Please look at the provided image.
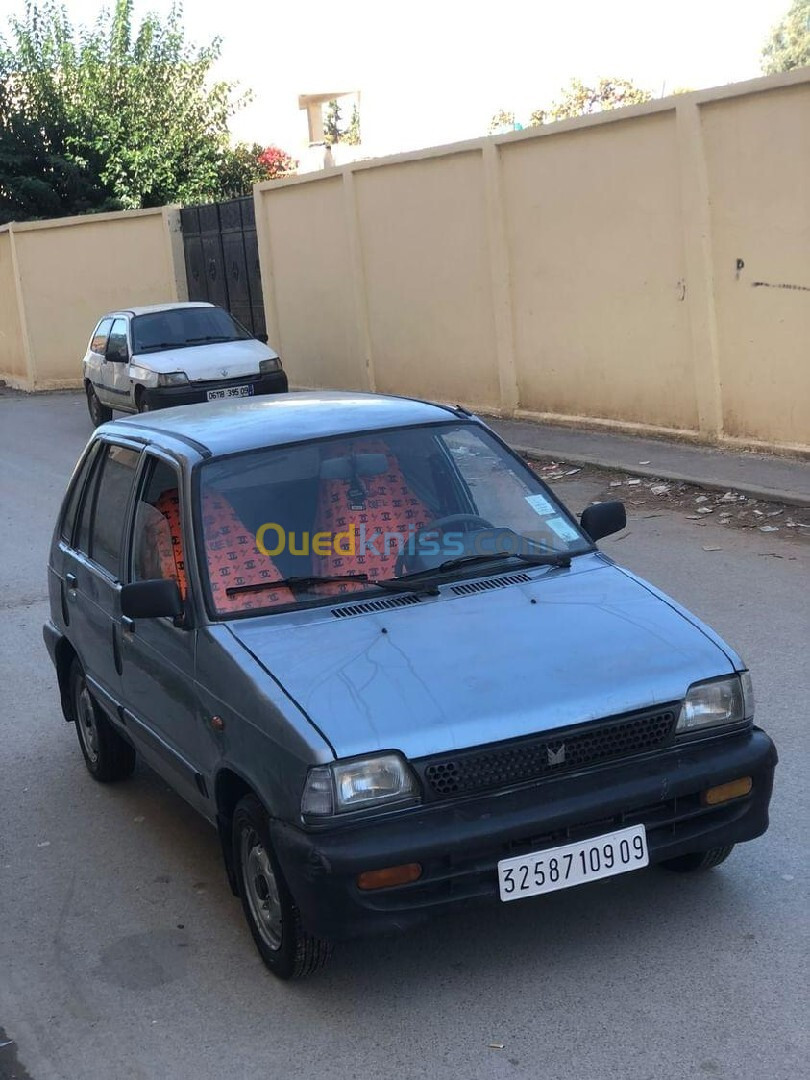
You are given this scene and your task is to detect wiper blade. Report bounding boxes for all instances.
[136,342,186,352]
[225,573,439,598]
[186,335,236,344]
[400,550,571,580]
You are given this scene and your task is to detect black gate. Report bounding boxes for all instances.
[179,197,266,338]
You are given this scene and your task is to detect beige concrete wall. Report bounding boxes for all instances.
[501,110,697,431]
[356,152,501,407]
[0,230,30,383]
[257,177,364,390]
[0,207,184,390]
[255,68,810,454]
[701,82,810,450]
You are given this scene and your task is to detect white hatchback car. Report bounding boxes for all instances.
[82,302,287,426]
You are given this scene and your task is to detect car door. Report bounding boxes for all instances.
[84,317,113,399]
[62,440,142,721]
[100,317,133,408]
[119,452,214,816]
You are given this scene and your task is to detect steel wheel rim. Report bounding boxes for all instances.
[77,685,99,764]
[240,827,283,951]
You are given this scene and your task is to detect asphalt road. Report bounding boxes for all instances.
[1,392,807,1080]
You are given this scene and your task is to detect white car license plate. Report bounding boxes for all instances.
[498,824,648,902]
[207,384,253,402]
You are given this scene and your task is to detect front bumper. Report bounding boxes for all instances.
[271,727,776,941]
[141,370,288,409]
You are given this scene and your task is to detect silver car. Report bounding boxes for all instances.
[44,392,777,979]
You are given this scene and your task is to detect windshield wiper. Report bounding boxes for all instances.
[400,550,571,580]
[186,335,237,344]
[136,342,187,352]
[225,573,439,598]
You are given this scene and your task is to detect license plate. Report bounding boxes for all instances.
[498,824,648,902]
[207,383,253,401]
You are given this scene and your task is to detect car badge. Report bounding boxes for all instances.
[220,368,229,377]
[547,744,566,766]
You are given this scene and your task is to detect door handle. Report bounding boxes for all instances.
[65,572,77,589]
[121,616,135,634]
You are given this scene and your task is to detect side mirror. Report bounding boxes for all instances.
[579,501,626,542]
[106,344,128,363]
[121,578,183,620]
[256,332,269,344]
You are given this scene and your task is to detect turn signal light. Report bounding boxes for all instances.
[356,863,422,891]
[701,776,753,806]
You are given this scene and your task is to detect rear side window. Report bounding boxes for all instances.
[60,444,99,543]
[75,443,141,576]
[90,318,114,354]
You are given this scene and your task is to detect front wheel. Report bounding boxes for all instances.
[70,661,136,781]
[232,794,332,979]
[659,845,735,872]
[86,383,112,427]
[135,387,151,413]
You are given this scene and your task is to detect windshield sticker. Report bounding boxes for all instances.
[546,516,580,542]
[525,493,555,517]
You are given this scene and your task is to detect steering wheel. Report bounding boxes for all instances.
[414,513,495,541]
[396,514,496,575]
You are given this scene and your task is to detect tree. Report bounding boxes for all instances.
[761,0,810,74]
[529,77,652,125]
[0,53,120,222]
[217,143,296,198]
[488,109,515,134]
[344,103,361,145]
[1,0,246,215]
[323,99,343,145]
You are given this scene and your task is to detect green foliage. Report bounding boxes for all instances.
[761,0,810,74]
[488,109,516,133]
[218,143,297,197]
[323,99,343,145]
[344,102,361,146]
[0,50,119,222]
[0,0,247,219]
[528,77,652,126]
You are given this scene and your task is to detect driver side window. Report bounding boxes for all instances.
[130,458,187,600]
[106,318,129,362]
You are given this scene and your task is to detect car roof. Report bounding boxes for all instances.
[108,391,465,459]
[104,302,215,318]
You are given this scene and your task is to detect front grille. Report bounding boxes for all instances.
[419,706,678,799]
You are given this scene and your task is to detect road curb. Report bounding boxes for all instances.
[512,445,810,508]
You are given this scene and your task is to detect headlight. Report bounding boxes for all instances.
[259,356,281,374]
[157,371,189,387]
[301,753,418,816]
[676,673,752,734]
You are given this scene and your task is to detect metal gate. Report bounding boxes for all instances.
[179,197,267,338]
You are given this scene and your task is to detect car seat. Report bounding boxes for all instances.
[311,440,432,593]
[151,489,294,613]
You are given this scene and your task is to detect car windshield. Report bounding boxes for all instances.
[196,422,592,617]
[132,307,251,353]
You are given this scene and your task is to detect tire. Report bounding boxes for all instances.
[232,794,332,979]
[70,661,136,782]
[86,383,112,427]
[135,387,151,413]
[660,845,735,872]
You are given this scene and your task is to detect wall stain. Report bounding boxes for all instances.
[751,280,810,293]
[0,1027,34,1080]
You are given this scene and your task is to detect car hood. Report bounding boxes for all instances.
[229,557,738,760]
[130,338,278,380]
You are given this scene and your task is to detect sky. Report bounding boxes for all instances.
[0,0,791,156]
